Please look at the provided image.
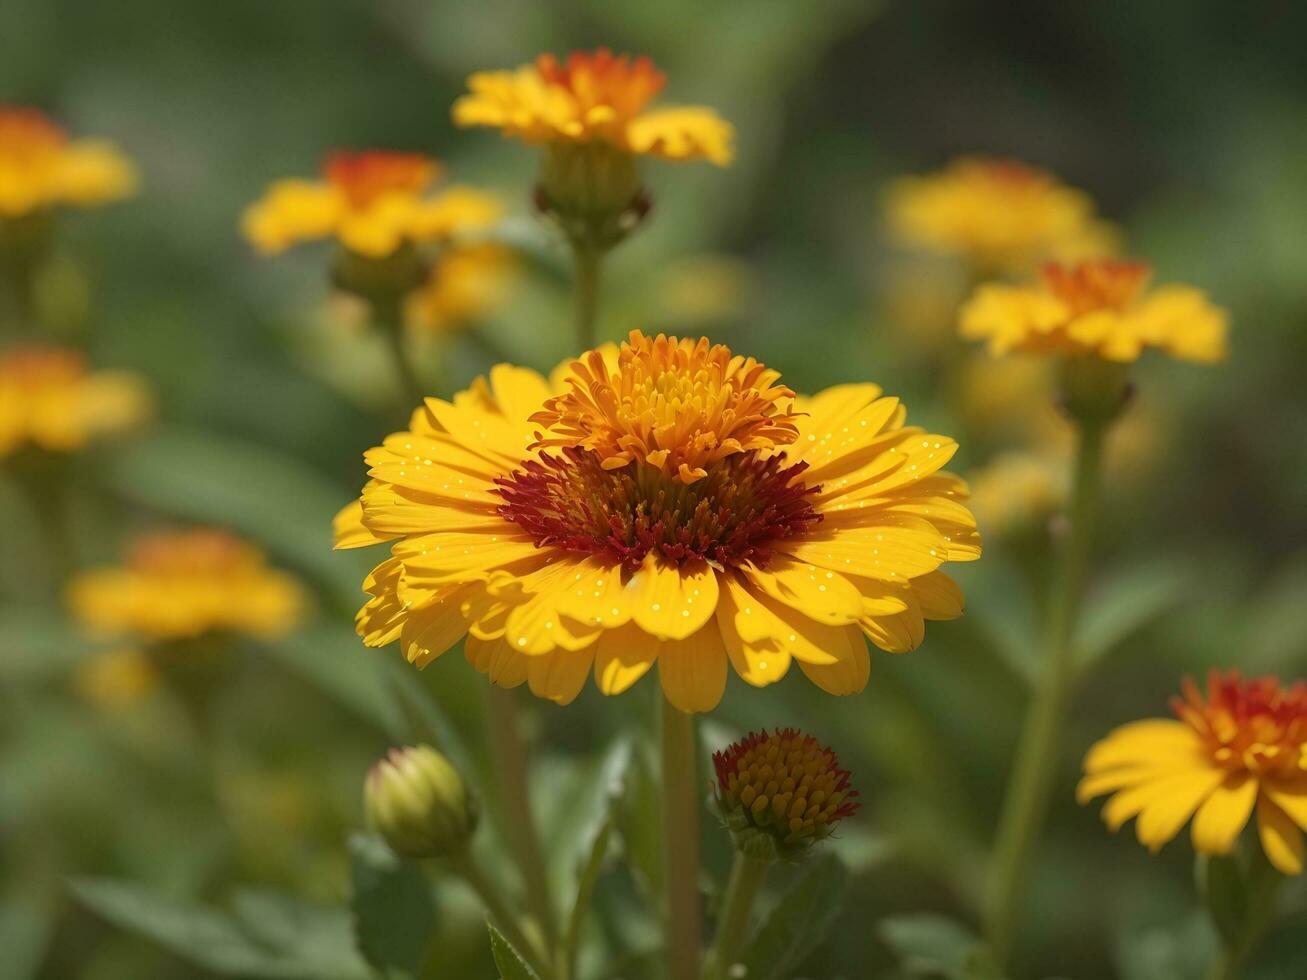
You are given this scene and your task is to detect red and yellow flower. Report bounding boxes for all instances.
[0,105,137,218]
[1080,671,1307,875]
[336,330,979,713]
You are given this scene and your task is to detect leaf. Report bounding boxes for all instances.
[878,914,1005,980]
[1075,560,1189,669]
[348,833,437,979]
[487,920,543,980]
[737,853,849,980]
[69,877,369,979]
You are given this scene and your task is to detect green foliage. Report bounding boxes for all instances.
[878,914,1006,980]
[347,833,437,978]
[736,854,850,980]
[486,919,543,980]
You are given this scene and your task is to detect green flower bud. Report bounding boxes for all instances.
[364,744,478,859]
[535,142,649,251]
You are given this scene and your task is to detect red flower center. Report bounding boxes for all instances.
[1173,670,1307,776]
[323,151,437,207]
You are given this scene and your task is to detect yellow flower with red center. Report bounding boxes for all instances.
[961,259,1229,363]
[887,156,1117,273]
[1079,671,1307,875]
[0,105,137,218]
[335,329,980,713]
[453,49,733,166]
[405,243,515,336]
[241,150,502,259]
[69,529,304,641]
[0,346,149,458]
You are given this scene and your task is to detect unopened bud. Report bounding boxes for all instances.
[364,744,477,859]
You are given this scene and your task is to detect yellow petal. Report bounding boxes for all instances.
[465,635,528,689]
[795,627,870,696]
[744,556,863,626]
[911,570,965,620]
[778,517,946,585]
[593,622,658,696]
[399,586,474,668]
[333,497,399,550]
[1083,720,1204,773]
[715,577,791,686]
[627,107,734,165]
[658,624,728,714]
[1261,776,1307,832]
[1257,795,1304,875]
[1134,768,1226,851]
[526,647,595,706]
[629,559,719,641]
[1076,766,1161,804]
[1190,772,1258,855]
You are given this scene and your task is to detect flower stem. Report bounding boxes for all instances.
[452,849,554,979]
[372,298,423,408]
[484,684,558,955]
[571,242,601,352]
[984,418,1107,966]
[704,853,770,980]
[661,696,702,980]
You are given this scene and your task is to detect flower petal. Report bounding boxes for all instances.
[1190,772,1258,855]
[526,647,595,706]
[795,627,870,696]
[593,622,658,696]
[1257,794,1304,875]
[1134,768,1226,850]
[1083,720,1205,773]
[658,624,728,713]
[744,556,863,626]
[629,559,719,641]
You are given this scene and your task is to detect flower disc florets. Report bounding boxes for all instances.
[712,728,859,859]
[1174,671,1307,779]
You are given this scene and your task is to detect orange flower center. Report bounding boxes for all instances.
[530,331,800,484]
[0,106,67,164]
[963,157,1046,191]
[0,346,85,388]
[535,48,666,120]
[323,151,437,208]
[1042,259,1150,315]
[1173,670,1307,777]
[127,530,256,578]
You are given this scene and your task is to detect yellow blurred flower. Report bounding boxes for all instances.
[1080,671,1307,875]
[887,157,1117,274]
[405,243,515,335]
[69,528,304,641]
[0,346,150,458]
[961,259,1229,363]
[0,105,137,218]
[335,330,979,713]
[73,648,161,708]
[956,354,1054,437]
[967,452,1066,536]
[241,150,501,259]
[454,49,733,166]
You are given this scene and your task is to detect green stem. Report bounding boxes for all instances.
[704,853,770,980]
[373,299,423,408]
[984,419,1107,967]
[484,684,559,955]
[453,850,553,979]
[1205,860,1282,980]
[571,242,601,352]
[661,696,702,980]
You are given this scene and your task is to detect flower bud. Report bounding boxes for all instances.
[364,744,477,859]
[535,142,649,251]
[712,728,859,861]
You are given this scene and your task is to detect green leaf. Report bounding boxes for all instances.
[1075,560,1189,669]
[737,853,849,980]
[878,913,1005,980]
[348,832,437,979]
[69,877,369,979]
[486,919,543,980]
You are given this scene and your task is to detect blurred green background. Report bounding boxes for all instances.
[3,1,1307,977]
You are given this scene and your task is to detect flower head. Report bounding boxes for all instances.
[0,105,137,218]
[886,156,1117,273]
[1079,670,1307,875]
[365,744,478,859]
[335,329,979,713]
[69,528,304,642]
[961,258,1229,364]
[712,728,859,859]
[453,49,733,166]
[405,243,515,336]
[241,150,501,259]
[0,346,149,457]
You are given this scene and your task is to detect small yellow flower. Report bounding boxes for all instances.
[887,157,1117,273]
[1079,671,1307,875]
[69,528,304,641]
[73,648,161,708]
[967,452,1066,536]
[961,259,1229,364]
[335,329,980,713]
[0,105,137,218]
[453,49,733,166]
[404,243,515,336]
[241,150,501,259]
[0,346,149,458]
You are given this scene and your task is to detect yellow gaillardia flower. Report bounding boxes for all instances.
[404,243,515,336]
[69,529,304,641]
[335,329,980,713]
[0,346,149,458]
[961,259,1229,364]
[241,150,502,260]
[887,156,1117,274]
[1079,671,1307,875]
[0,105,137,218]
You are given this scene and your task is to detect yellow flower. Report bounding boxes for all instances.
[960,259,1229,363]
[886,157,1117,273]
[69,528,304,641]
[0,346,149,458]
[405,243,515,335]
[335,329,980,713]
[73,648,160,708]
[453,49,733,166]
[1079,671,1307,875]
[0,105,137,218]
[967,452,1066,536]
[241,150,502,259]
